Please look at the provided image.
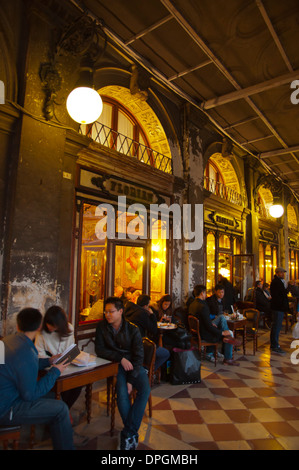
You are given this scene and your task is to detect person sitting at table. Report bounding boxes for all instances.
[254,280,271,325]
[153,294,173,321]
[95,296,150,451]
[0,307,74,450]
[263,282,271,300]
[35,305,82,412]
[189,285,241,366]
[218,274,236,312]
[125,294,170,371]
[207,284,230,329]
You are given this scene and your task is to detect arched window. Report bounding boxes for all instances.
[204,160,224,194]
[82,97,155,166]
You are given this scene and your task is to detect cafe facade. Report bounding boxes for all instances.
[0,0,298,345]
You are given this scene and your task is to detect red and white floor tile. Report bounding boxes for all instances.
[21,326,299,451]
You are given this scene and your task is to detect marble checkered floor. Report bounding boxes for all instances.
[17,326,299,451]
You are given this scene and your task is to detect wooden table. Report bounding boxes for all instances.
[226,318,247,357]
[53,357,118,435]
[157,323,177,347]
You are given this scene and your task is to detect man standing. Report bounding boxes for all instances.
[189,285,241,366]
[95,296,150,450]
[0,308,74,450]
[270,267,289,354]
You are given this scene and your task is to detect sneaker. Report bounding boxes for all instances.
[120,433,138,450]
[205,353,216,363]
[217,351,224,359]
[271,347,286,355]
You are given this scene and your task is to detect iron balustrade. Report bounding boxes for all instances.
[80,121,172,174]
[204,176,244,206]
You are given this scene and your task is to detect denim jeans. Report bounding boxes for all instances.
[0,397,74,450]
[116,365,150,438]
[155,346,170,371]
[212,314,229,332]
[270,310,284,349]
[207,315,233,360]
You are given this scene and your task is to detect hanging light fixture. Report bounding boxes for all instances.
[66,65,103,124]
[269,203,284,218]
[269,195,284,218]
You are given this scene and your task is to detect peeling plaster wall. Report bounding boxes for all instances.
[181,120,205,303]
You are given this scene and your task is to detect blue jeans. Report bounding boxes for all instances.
[270,310,284,349]
[212,314,229,332]
[207,316,233,360]
[116,365,150,438]
[155,346,170,371]
[0,397,74,450]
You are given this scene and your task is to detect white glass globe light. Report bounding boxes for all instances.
[269,204,284,218]
[66,87,103,124]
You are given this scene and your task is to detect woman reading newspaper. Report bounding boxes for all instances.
[35,306,82,416]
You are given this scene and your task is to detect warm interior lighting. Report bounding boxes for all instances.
[269,204,284,218]
[66,87,103,124]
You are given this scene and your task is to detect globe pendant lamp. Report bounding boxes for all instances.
[66,66,103,124]
[269,203,284,218]
[269,196,284,218]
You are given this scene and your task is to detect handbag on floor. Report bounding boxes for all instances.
[170,347,201,385]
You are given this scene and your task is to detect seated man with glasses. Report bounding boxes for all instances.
[95,296,150,450]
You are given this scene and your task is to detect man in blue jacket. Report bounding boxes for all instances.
[0,308,74,449]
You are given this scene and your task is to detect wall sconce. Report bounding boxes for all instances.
[66,63,103,124]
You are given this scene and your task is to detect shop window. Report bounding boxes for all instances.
[290,250,296,280]
[76,199,169,327]
[114,245,145,297]
[79,203,107,324]
[206,233,216,295]
[259,243,265,281]
[259,242,277,284]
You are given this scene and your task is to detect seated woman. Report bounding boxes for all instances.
[35,305,82,411]
[154,294,173,322]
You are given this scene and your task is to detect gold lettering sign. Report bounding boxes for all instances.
[103,178,158,204]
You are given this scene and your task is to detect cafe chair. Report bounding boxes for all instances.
[241,309,260,355]
[107,337,156,418]
[0,425,21,450]
[285,298,297,333]
[188,315,217,366]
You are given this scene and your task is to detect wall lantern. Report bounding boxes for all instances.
[66,66,103,124]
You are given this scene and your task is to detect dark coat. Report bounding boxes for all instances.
[254,287,271,314]
[124,301,158,339]
[219,278,236,311]
[95,316,143,384]
[206,294,225,318]
[188,298,222,343]
[270,276,289,312]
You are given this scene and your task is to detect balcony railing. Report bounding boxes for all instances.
[204,177,244,206]
[80,122,172,174]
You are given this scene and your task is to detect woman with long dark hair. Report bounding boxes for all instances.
[35,306,81,412]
